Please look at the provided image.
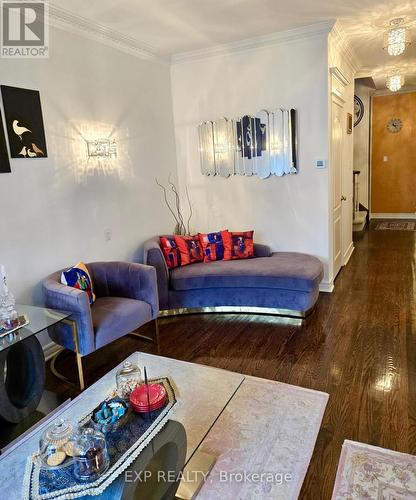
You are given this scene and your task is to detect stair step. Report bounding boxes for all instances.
[353,210,367,232]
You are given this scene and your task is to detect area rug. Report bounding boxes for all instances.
[332,440,416,499]
[375,221,416,231]
[197,377,329,499]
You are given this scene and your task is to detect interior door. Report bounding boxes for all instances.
[371,93,416,215]
[331,99,343,279]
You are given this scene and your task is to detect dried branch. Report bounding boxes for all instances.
[168,175,186,235]
[155,177,181,229]
[156,175,193,236]
[185,186,193,235]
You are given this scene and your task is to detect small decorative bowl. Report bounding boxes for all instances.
[91,397,129,434]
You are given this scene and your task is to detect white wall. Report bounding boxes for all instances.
[353,82,371,208]
[171,34,331,281]
[0,27,178,312]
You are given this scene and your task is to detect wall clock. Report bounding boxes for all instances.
[387,118,402,133]
[354,95,364,127]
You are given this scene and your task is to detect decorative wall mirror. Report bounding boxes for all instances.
[198,108,298,179]
[213,117,235,178]
[255,110,271,179]
[198,121,216,176]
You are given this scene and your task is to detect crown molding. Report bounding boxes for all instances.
[329,21,361,74]
[330,66,350,85]
[172,20,335,64]
[47,3,167,63]
[355,67,375,79]
[373,86,416,96]
[40,5,361,74]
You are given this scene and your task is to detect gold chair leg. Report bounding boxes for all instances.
[76,353,85,391]
[69,318,85,391]
[50,318,85,391]
[129,319,161,354]
[50,349,85,391]
[154,318,160,354]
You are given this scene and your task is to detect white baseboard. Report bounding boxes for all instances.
[371,213,416,220]
[43,341,63,361]
[319,281,334,293]
[343,242,354,266]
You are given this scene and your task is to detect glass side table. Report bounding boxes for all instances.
[0,305,70,424]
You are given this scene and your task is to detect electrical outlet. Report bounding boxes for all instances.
[315,159,326,169]
[383,156,389,162]
[105,229,112,241]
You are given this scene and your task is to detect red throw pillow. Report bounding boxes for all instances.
[228,231,254,260]
[160,237,181,269]
[199,230,231,263]
[174,235,204,266]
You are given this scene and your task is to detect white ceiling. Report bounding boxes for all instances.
[52,0,416,90]
[340,5,416,90]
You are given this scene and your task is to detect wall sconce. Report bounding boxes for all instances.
[87,139,117,158]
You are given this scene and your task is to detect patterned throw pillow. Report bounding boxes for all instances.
[160,237,181,269]
[174,235,204,266]
[227,231,255,260]
[61,261,96,304]
[198,231,231,262]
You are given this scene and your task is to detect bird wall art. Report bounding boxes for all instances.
[1,85,47,159]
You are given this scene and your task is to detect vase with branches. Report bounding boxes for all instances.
[155,175,193,235]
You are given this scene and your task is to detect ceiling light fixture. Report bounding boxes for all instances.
[383,18,411,56]
[386,73,404,92]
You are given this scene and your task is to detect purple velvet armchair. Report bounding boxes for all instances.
[42,261,159,390]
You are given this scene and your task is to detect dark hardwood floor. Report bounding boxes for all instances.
[46,221,416,499]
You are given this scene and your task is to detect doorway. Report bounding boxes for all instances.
[371,92,416,218]
[330,67,351,283]
[331,96,344,278]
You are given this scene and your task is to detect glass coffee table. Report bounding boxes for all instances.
[0,305,71,424]
[0,352,244,499]
[0,352,328,499]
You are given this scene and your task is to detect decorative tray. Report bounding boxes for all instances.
[0,314,29,337]
[23,377,176,500]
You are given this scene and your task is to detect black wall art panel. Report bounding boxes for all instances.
[0,110,11,173]
[1,85,47,158]
[236,116,266,159]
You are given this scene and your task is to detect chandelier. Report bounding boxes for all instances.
[383,18,411,56]
[386,73,404,92]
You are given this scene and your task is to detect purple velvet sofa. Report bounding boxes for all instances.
[144,237,324,317]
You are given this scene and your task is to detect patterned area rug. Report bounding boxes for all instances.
[332,440,416,499]
[375,221,416,231]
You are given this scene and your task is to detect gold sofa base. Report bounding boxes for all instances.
[159,306,311,326]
